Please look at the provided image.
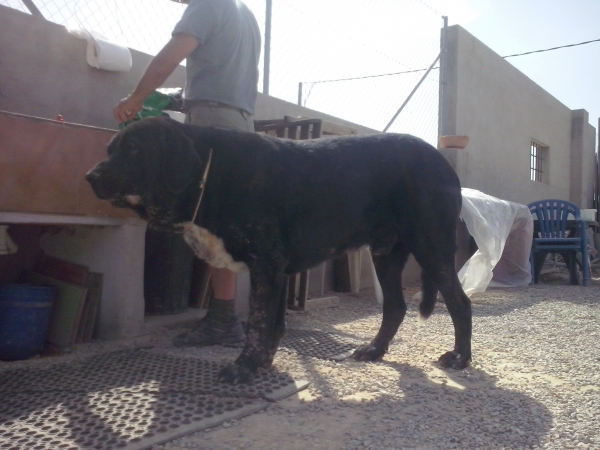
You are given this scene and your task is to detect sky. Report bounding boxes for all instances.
[434,0,600,129]
[253,0,600,141]
[2,0,599,143]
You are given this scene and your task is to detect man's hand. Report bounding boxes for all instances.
[112,33,199,124]
[113,95,145,123]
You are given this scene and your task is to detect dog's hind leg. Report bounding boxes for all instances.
[353,243,410,361]
[415,250,472,370]
[434,270,472,369]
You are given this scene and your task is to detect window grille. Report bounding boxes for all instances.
[530,141,548,182]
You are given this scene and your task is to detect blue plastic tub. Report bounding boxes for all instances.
[0,285,56,361]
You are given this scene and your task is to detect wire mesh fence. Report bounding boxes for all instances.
[1,0,442,143]
[263,0,442,142]
[1,0,184,56]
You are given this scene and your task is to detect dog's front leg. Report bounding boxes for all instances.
[218,264,287,384]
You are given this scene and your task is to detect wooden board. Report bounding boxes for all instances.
[76,273,103,343]
[28,272,87,348]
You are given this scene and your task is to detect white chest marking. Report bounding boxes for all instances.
[179,222,248,273]
[125,195,142,205]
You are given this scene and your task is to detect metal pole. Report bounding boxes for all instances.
[297,82,303,106]
[382,53,440,133]
[263,0,272,95]
[22,0,45,18]
[439,16,449,137]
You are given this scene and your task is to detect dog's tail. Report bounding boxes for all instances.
[418,272,437,323]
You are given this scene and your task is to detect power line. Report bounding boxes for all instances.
[301,37,600,85]
[302,66,437,85]
[503,37,600,58]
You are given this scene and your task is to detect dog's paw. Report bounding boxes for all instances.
[438,351,471,370]
[217,363,256,384]
[352,344,386,362]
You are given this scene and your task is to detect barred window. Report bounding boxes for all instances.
[530,141,548,183]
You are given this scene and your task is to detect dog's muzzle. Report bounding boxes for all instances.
[85,166,120,201]
[85,169,105,197]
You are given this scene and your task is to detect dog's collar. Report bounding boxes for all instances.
[190,148,213,223]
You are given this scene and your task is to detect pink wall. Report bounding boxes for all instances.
[0,111,134,218]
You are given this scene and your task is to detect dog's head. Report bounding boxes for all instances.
[86,117,202,228]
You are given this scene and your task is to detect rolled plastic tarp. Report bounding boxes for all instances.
[68,28,132,72]
[458,188,533,296]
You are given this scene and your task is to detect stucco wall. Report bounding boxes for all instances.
[571,110,597,208]
[0,5,376,135]
[0,6,185,130]
[442,25,596,208]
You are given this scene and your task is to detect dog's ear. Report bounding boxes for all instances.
[159,121,202,194]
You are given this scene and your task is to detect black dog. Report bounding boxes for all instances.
[86,117,472,383]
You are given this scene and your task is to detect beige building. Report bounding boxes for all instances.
[440,25,597,208]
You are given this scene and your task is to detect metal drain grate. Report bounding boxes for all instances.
[0,350,308,450]
[280,328,360,361]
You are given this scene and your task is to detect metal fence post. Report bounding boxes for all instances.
[382,53,440,133]
[22,0,45,18]
[263,0,272,95]
[439,15,449,138]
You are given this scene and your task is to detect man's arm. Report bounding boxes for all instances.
[113,33,199,123]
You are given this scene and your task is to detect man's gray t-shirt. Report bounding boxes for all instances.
[173,0,261,115]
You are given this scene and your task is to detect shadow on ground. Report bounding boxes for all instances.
[368,361,553,448]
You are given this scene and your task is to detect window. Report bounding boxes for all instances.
[530,141,548,183]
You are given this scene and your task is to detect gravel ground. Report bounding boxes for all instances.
[150,272,600,450]
[2,269,599,450]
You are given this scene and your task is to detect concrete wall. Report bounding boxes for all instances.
[39,219,147,340]
[441,25,597,208]
[0,5,376,136]
[0,6,185,130]
[254,94,376,136]
[571,110,597,208]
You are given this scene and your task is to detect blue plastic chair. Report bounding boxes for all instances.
[528,199,590,286]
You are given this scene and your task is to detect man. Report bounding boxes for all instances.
[114,0,261,346]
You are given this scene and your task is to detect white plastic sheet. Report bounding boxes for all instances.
[458,188,533,296]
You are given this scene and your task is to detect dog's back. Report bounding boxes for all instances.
[258,133,462,273]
